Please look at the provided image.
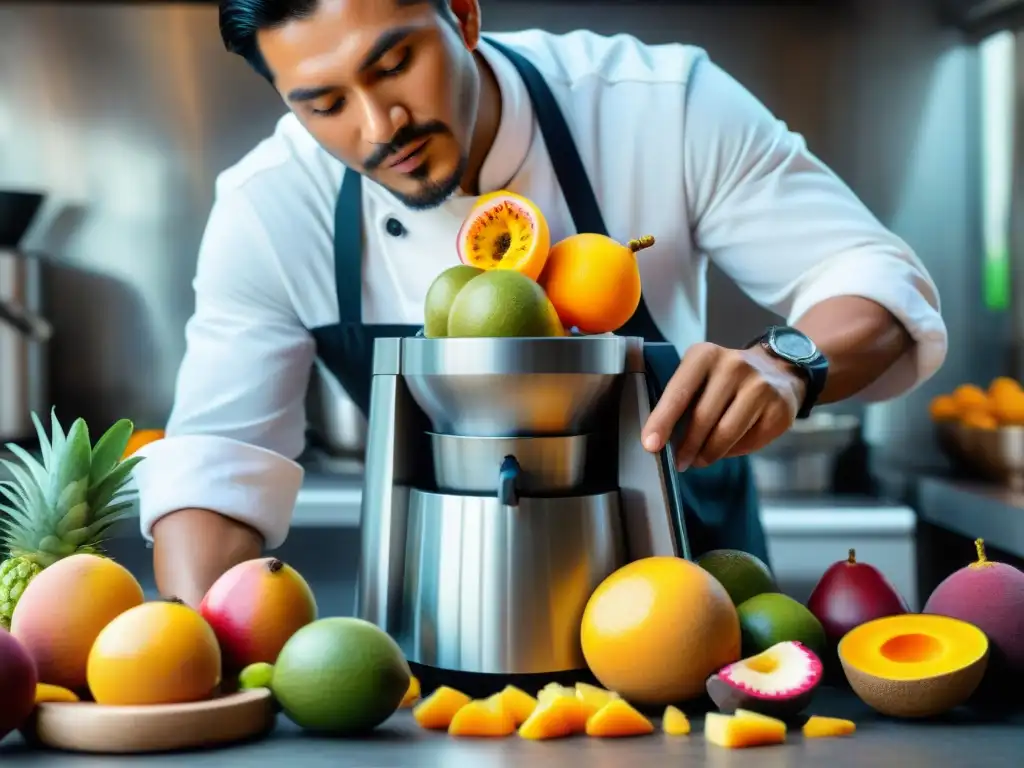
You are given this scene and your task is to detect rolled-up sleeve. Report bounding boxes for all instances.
[682,57,947,401]
[134,189,315,549]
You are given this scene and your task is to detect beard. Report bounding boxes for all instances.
[388,151,468,210]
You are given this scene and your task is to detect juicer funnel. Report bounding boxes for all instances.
[401,336,626,436]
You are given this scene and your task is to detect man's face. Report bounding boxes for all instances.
[259,0,481,209]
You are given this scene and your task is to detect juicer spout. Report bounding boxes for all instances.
[498,455,521,507]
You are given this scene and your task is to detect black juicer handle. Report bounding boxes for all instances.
[642,342,694,560]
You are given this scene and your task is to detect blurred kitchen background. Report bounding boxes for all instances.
[2,0,1023,612]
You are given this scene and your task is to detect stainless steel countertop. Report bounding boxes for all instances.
[915,475,1024,559]
[2,686,1021,766]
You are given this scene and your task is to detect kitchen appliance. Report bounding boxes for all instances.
[750,413,862,494]
[305,363,368,459]
[356,335,689,687]
[0,191,51,443]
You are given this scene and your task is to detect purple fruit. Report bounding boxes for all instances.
[807,548,909,645]
[924,539,1024,676]
[0,626,37,740]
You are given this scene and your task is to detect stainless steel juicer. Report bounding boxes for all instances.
[355,335,689,679]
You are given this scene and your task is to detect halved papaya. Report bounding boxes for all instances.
[412,685,471,730]
[585,698,654,737]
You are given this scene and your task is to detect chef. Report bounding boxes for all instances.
[133,0,948,606]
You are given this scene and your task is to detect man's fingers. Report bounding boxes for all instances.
[642,343,716,452]
[695,393,765,467]
[672,358,745,470]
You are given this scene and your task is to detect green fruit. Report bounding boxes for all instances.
[239,662,274,690]
[423,265,484,338]
[696,549,777,607]
[447,270,564,338]
[271,617,410,735]
[737,592,827,659]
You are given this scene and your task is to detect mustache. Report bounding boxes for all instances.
[363,121,449,172]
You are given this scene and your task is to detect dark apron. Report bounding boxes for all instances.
[309,39,769,566]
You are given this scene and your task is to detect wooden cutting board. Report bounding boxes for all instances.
[22,689,276,754]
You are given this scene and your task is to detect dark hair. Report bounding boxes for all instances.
[219,0,448,82]
[219,0,320,80]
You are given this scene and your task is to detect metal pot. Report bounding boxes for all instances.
[750,413,861,494]
[0,191,52,443]
[305,363,367,458]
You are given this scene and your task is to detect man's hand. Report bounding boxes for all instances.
[641,342,806,470]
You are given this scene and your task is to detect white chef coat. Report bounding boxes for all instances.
[132,29,947,549]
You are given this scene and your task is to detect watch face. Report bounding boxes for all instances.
[772,328,817,362]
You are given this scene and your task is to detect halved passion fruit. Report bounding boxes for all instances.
[456,191,551,280]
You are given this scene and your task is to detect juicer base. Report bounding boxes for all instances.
[408,661,599,700]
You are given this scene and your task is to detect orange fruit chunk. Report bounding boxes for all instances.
[518,695,583,740]
[413,686,471,730]
[704,712,786,749]
[399,675,420,708]
[802,715,856,738]
[585,698,654,738]
[493,685,537,725]
[539,233,652,334]
[576,682,619,713]
[662,705,690,735]
[952,384,990,413]
[448,698,516,737]
[456,191,551,280]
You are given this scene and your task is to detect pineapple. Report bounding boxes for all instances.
[0,409,144,628]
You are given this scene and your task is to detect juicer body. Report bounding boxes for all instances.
[356,336,688,676]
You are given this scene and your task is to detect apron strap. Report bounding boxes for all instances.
[334,166,366,326]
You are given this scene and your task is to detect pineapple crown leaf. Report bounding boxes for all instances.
[30,411,51,471]
[89,419,135,488]
[48,418,91,510]
[1,461,51,527]
[3,443,46,489]
[88,457,142,512]
[47,408,66,469]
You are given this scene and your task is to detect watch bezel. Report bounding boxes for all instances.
[767,326,819,365]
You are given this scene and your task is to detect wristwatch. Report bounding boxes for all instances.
[745,325,829,420]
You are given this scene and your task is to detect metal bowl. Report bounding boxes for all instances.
[401,336,627,437]
[937,421,1024,490]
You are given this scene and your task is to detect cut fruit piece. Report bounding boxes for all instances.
[704,712,787,749]
[456,191,551,280]
[400,675,421,708]
[662,705,690,735]
[802,715,856,738]
[733,709,787,730]
[838,613,989,718]
[531,684,589,732]
[518,696,580,740]
[575,682,619,719]
[495,686,536,725]
[585,698,654,738]
[413,685,472,730]
[448,698,516,737]
[706,640,823,718]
